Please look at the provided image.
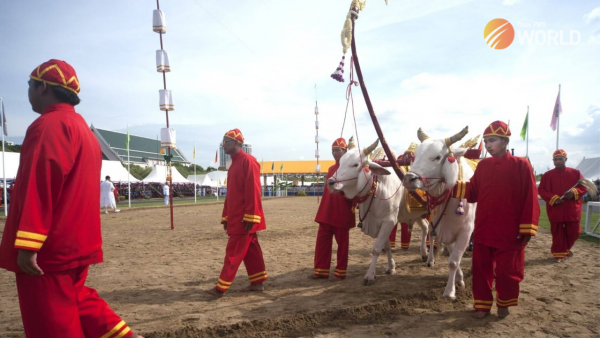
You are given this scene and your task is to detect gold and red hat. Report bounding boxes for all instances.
[224,128,244,143]
[553,149,567,158]
[332,138,348,149]
[483,121,511,138]
[29,59,80,94]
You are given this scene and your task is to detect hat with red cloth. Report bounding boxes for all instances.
[30,59,80,94]
[483,120,511,138]
[224,128,244,143]
[332,138,348,149]
[553,149,567,158]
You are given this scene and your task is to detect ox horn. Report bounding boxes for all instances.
[417,128,430,143]
[363,139,379,156]
[445,126,469,147]
[347,136,356,150]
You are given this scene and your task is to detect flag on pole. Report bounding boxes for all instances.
[0,101,7,136]
[215,149,218,164]
[193,144,196,159]
[280,163,284,172]
[271,161,275,171]
[261,157,264,170]
[550,90,562,131]
[520,111,528,140]
[159,147,165,155]
[126,126,130,151]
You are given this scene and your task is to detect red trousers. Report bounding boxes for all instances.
[389,223,411,250]
[550,221,581,260]
[313,223,350,279]
[472,243,524,312]
[216,232,267,292]
[15,266,133,338]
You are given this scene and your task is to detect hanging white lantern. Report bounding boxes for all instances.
[314,106,319,115]
[156,50,171,72]
[315,135,319,143]
[160,127,177,149]
[315,149,320,158]
[153,10,167,33]
[315,164,321,172]
[315,121,319,129]
[159,89,174,111]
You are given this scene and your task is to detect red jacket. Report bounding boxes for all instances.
[0,103,103,273]
[538,167,586,222]
[221,150,266,235]
[314,162,355,228]
[453,152,540,251]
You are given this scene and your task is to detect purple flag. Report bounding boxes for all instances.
[550,90,562,131]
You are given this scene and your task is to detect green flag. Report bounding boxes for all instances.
[280,163,284,171]
[520,112,528,140]
[126,127,130,151]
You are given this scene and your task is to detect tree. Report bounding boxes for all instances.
[122,163,152,180]
[1,142,21,153]
[206,166,217,172]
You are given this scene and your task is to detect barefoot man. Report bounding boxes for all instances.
[0,60,142,337]
[452,121,540,319]
[538,149,587,262]
[206,128,267,297]
[311,138,355,280]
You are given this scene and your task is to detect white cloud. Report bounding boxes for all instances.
[502,0,521,6]
[584,7,600,24]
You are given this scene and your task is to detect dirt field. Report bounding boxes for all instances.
[1,197,599,337]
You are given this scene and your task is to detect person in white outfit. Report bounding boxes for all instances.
[100,176,120,214]
[163,182,170,206]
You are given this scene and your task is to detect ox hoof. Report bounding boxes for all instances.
[385,269,397,275]
[364,279,376,286]
[442,294,457,300]
[457,281,465,288]
[421,256,428,262]
[427,262,435,267]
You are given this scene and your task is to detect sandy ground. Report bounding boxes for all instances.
[1,197,599,337]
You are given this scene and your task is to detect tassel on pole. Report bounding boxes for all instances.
[330,55,346,82]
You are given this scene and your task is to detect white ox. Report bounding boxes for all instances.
[403,127,475,299]
[329,139,428,286]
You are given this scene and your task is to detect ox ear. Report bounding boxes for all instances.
[367,161,391,176]
[452,147,468,158]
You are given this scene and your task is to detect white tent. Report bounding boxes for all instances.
[101,160,139,182]
[187,174,214,186]
[143,165,190,183]
[0,152,20,180]
[576,157,600,180]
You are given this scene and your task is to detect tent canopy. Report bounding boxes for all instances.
[143,165,189,183]
[576,157,600,180]
[0,152,20,180]
[101,160,139,182]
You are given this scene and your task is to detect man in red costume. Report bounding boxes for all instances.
[206,129,267,297]
[0,60,142,337]
[311,138,356,280]
[388,223,411,250]
[538,149,587,262]
[453,121,539,319]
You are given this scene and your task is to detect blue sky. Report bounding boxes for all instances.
[1,0,598,173]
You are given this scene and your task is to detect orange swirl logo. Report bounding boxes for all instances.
[484,19,515,49]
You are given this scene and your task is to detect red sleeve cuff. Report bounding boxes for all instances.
[14,230,47,251]
[519,224,538,236]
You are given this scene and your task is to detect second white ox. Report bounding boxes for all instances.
[403,126,475,299]
[328,139,428,286]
